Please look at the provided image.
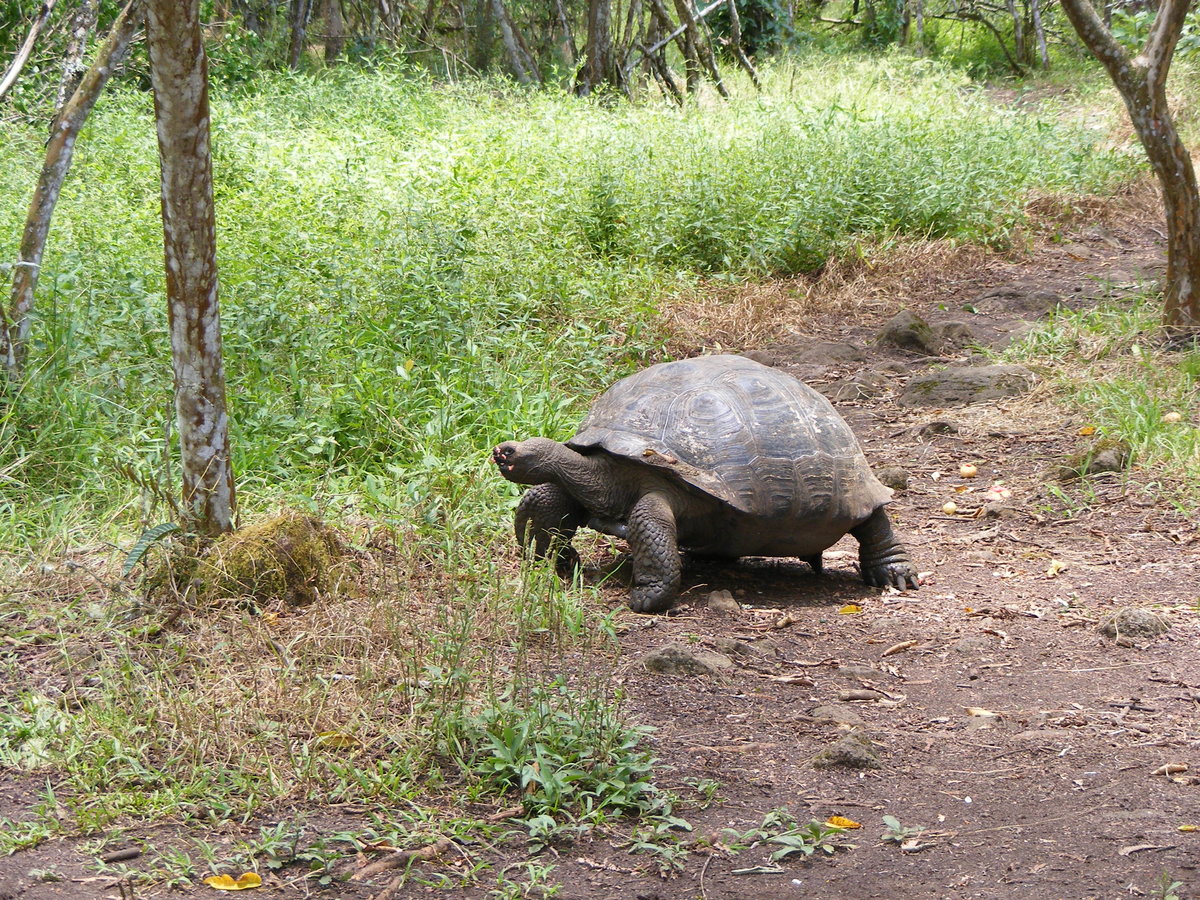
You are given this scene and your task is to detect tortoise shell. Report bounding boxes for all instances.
[567,354,892,527]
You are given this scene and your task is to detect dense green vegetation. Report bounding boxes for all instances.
[0,55,1132,551]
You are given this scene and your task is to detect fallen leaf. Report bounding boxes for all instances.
[881,640,919,658]
[826,816,861,829]
[731,866,786,875]
[839,604,863,615]
[311,731,361,750]
[965,707,1000,718]
[1118,844,1173,857]
[1078,425,1097,436]
[1178,825,1199,833]
[1151,763,1189,776]
[1045,559,1068,578]
[203,873,262,891]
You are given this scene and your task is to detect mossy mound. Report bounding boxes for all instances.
[191,511,349,608]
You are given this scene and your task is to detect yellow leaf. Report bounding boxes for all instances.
[203,873,262,891]
[838,604,863,615]
[965,707,1000,718]
[1078,425,1097,436]
[1046,559,1067,578]
[1179,825,1199,833]
[826,816,861,829]
[312,731,361,750]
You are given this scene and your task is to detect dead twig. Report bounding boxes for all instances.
[353,837,454,883]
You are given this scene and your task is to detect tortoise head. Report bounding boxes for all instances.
[493,437,567,485]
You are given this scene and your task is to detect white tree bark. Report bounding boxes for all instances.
[0,0,59,102]
[146,0,237,535]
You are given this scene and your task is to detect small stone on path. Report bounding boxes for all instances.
[899,364,1036,406]
[812,730,881,769]
[641,645,734,676]
[1098,608,1170,640]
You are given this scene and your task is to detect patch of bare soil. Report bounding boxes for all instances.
[2,191,1198,899]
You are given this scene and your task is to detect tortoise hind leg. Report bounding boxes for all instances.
[515,484,587,576]
[851,507,919,590]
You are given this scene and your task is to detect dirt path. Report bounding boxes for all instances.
[2,197,1197,900]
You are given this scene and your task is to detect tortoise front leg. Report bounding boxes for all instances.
[851,507,919,590]
[515,484,587,576]
[626,492,681,613]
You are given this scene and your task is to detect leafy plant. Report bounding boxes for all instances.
[724,808,851,861]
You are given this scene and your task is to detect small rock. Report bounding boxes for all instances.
[1058,440,1131,480]
[914,420,959,437]
[877,310,937,354]
[875,466,909,492]
[812,730,881,769]
[642,645,734,676]
[835,663,880,680]
[951,634,996,653]
[741,349,778,367]
[779,341,868,365]
[705,589,741,613]
[933,321,978,353]
[818,371,890,402]
[899,364,1036,406]
[983,501,1024,519]
[1098,608,1170,640]
[712,637,756,658]
[969,284,1063,317]
[810,704,864,726]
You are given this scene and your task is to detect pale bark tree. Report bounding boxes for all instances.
[1059,0,1200,337]
[54,0,100,114]
[578,0,617,93]
[323,0,346,62]
[3,0,143,380]
[0,0,60,102]
[1030,0,1049,68]
[288,0,313,68]
[145,0,237,535]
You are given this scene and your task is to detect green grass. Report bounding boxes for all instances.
[0,53,1133,553]
[1005,290,1200,498]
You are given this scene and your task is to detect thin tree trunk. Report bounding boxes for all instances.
[146,0,237,536]
[1029,0,1048,68]
[578,0,617,94]
[726,0,759,86]
[54,0,100,114]
[554,0,577,67]
[641,13,682,104]
[492,0,536,83]
[1059,0,1200,336]
[324,0,345,61]
[0,0,60,102]
[1003,0,1025,65]
[2,0,142,381]
[288,0,312,68]
[671,0,726,97]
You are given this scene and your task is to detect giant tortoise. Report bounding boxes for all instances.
[493,354,918,612]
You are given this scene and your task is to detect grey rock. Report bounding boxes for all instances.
[818,371,890,402]
[741,349,778,367]
[713,637,756,658]
[811,704,865,726]
[1098,608,1170,639]
[933,321,978,352]
[1059,441,1130,480]
[899,364,1036,406]
[642,645,734,676]
[983,501,1024,519]
[914,419,959,437]
[812,730,882,769]
[969,284,1063,317]
[951,634,996,653]
[875,466,909,492]
[877,310,937,354]
[705,589,741,613]
[782,341,868,366]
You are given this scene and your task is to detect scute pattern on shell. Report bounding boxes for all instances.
[568,355,892,526]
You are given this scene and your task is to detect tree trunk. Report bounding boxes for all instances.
[578,0,616,94]
[288,0,312,68]
[554,0,577,68]
[54,0,100,115]
[671,0,726,97]
[1029,0,1048,69]
[1059,0,1200,337]
[0,0,60,102]
[492,0,537,83]
[324,0,345,61]
[145,0,237,536]
[1003,0,1025,65]
[726,0,760,86]
[3,0,143,381]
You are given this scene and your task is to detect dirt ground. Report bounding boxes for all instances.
[2,194,1198,899]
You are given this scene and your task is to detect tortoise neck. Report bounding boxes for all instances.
[550,446,628,514]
